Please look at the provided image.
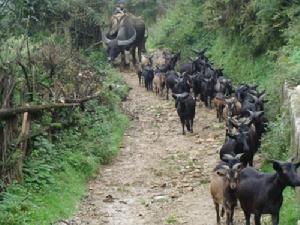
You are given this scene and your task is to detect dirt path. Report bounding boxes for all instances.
[61,72,246,225]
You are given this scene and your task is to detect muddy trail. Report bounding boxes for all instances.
[60,71,247,225]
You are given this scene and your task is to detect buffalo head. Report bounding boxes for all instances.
[102,29,137,62]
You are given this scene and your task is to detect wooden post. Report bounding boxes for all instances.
[15,111,31,183]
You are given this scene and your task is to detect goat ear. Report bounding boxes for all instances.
[222,154,234,162]
[272,160,283,172]
[216,165,229,176]
[216,169,226,176]
[255,111,264,118]
[228,133,237,139]
[233,163,243,172]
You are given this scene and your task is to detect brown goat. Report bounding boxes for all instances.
[152,49,169,67]
[153,72,166,96]
[223,97,242,124]
[141,54,153,69]
[212,93,225,122]
[210,162,243,225]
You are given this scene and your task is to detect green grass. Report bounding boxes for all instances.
[166,215,178,224]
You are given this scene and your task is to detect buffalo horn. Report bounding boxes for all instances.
[102,32,112,44]
[117,29,137,46]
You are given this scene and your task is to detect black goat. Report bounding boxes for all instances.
[200,76,215,108]
[142,66,154,91]
[165,50,181,71]
[166,71,191,100]
[220,118,257,166]
[237,160,300,225]
[165,70,179,100]
[179,59,197,75]
[172,93,196,135]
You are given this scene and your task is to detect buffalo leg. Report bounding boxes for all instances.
[271,213,279,225]
[138,46,142,62]
[131,47,136,65]
[254,213,261,225]
[138,73,141,86]
[121,51,126,68]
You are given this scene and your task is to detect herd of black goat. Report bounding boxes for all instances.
[135,49,300,225]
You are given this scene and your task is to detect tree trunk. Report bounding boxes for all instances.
[15,112,31,183]
[64,19,73,55]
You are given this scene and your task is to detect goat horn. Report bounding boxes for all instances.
[246,110,254,118]
[192,49,200,54]
[249,90,257,95]
[259,90,266,96]
[249,94,259,102]
[221,165,230,170]
[222,154,234,161]
[235,153,244,160]
[254,111,264,118]
[259,93,266,101]
[233,162,243,170]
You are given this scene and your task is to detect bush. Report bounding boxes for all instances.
[0,59,129,225]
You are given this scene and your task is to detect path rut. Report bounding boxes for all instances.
[60,72,246,225]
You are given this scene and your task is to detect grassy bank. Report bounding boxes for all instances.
[149,0,300,223]
[0,55,129,225]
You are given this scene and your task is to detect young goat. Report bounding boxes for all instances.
[153,68,166,96]
[237,160,300,225]
[210,155,243,225]
[212,93,225,122]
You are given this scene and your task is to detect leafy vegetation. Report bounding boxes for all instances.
[0,1,131,224]
[0,64,128,225]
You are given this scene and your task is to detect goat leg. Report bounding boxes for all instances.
[271,213,279,225]
[254,213,261,225]
[226,211,230,225]
[244,212,251,225]
[181,119,185,135]
[166,87,169,100]
[214,202,220,225]
[221,207,225,217]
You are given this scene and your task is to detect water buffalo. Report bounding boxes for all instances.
[102,13,146,67]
